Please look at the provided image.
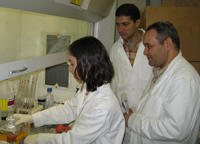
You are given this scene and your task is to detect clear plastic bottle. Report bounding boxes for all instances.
[45,88,54,109]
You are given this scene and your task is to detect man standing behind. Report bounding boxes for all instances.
[124,21,200,144]
[110,3,152,143]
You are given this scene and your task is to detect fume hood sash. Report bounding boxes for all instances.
[0,0,115,22]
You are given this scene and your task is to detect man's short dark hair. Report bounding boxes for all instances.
[115,3,140,23]
[146,21,180,50]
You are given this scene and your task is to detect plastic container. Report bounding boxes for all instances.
[7,133,16,144]
[38,92,46,110]
[0,114,23,135]
[0,124,23,135]
[45,88,54,109]
[0,81,15,118]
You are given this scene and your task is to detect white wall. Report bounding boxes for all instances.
[94,0,116,54]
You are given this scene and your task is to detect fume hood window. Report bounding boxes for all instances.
[45,63,69,87]
[45,34,71,87]
[46,34,71,54]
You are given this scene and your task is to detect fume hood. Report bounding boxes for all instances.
[0,0,115,82]
[0,0,115,22]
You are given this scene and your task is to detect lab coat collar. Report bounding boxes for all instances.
[143,50,182,96]
[117,28,146,69]
[116,37,130,65]
[76,84,87,115]
[163,50,181,74]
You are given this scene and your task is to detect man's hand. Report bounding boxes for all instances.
[129,108,133,114]
[123,108,133,127]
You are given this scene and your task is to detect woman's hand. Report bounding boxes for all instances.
[6,114,33,125]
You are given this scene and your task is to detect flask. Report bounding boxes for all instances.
[7,133,16,144]
[45,88,54,109]
[38,92,46,110]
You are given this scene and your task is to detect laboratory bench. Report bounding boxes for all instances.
[0,120,70,144]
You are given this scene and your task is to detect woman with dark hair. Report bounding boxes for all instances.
[68,36,114,92]
[9,36,125,144]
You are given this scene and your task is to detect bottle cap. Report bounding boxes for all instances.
[38,99,46,102]
[7,133,16,142]
[47,88,52,92]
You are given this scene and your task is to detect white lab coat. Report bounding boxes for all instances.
[128,51,200,144]
[32,83,125,144]
[110,29,152,111]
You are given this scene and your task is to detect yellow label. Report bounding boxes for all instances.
[70,0,82,6]
[0,99,7,111]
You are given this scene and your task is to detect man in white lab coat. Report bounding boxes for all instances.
[110,4,152,143]
[124,21,200,144]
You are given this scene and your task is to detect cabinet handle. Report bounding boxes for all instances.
[9,67,28,74]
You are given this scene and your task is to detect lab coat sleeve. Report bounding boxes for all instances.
[128,78,200,142]
[130,106,137,113]
[33,95,77,127]
[109,45,117,93]
[36,105,111,144]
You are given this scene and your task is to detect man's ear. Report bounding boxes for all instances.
[135,19,141,28]
[164,37,173,51]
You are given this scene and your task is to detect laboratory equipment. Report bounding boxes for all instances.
[0,123,23,135]
[0,141,9,144]
[14,71,41,115]
[0,0,115,24]
[45,88,54,109]
[6,110,15,130]
[15,131,27,144]
[55,125,71,133]
[0,131,27,144]
[37,92,46,110]
[121,93,129,114]
[0,109,23,135]
[0,72,42,135]
[0,81,15,118]
[7,133,16,144]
